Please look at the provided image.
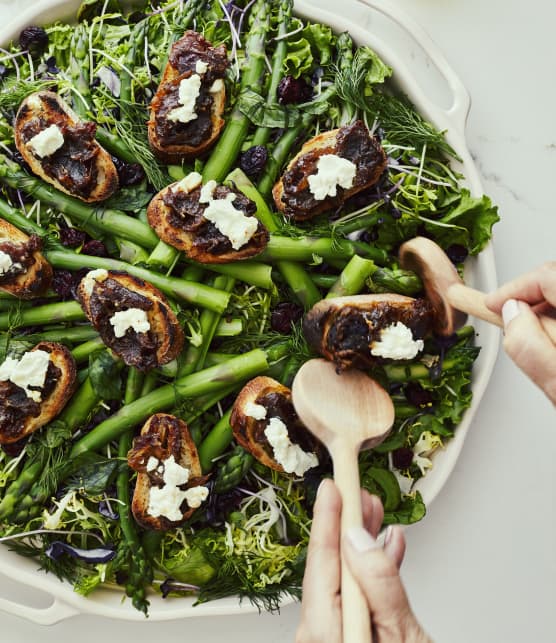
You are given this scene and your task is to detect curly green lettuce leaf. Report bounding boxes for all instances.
[422,190,500,255]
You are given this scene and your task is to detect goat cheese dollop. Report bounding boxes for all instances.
[370,321,424,360]
[0,250,21,275]
[307,154,357,201]
[28,124,65,158]
[0,349,51,402]
[167,74,202,123]
[109,308,150,338]
[264,417,318,477]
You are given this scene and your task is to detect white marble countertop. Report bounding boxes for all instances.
[0,0,554,641]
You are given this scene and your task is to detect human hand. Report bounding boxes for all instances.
[296,479,432,643]
[485,262,556,405]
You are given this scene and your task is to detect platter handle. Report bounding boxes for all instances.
[354,0,471,133]
[0,595,78,625]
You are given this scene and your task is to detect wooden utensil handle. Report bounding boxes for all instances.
[446,282,502,327]
[447,283,556,342]
[333,442,372,643]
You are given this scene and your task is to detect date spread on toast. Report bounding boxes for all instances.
[76,270,183,371]
[147,172,269,263]
[148,31,228,162]
[303,294,434,371]
[128,413,209,530]
[0,218,52,299]
[273,120,388,220]
[0,342,77,444]
[14,91,119,203]
[230,376,324,476]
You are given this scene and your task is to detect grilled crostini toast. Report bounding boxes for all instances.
[231,376,323,476]
[14,90,119,203]
[0,341,77,444]
[147,172,268,263]
[128,413,209,530]
[273,120,387,221]
[76,269,184,371]
[148,31,228,163]
[303,294,434,370]
[0,218,52,298]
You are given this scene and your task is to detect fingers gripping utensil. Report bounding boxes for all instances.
[292,359,395,643]
[399,236,556,340]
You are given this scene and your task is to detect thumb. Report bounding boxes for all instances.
[501,299,556,404]
[343,527,415,635]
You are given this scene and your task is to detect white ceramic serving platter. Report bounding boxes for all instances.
[0,0,499,624]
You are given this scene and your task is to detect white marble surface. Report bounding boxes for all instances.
[0,0,555,641]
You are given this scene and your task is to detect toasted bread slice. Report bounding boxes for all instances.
[0,341,77,444]
[230,376,323,475]
[14,91,118,203]
[303,294,434,370]
[148,31,228,163]
[0,218,52,299]
[147,176,268,263]
[128,413,208,530]
[76,269,184,371]
[273,120,387,221]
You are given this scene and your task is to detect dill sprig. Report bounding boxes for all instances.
[112,98,170,190]
[365,92,459,160]
[0,78,57,116]
[333,48,370,115]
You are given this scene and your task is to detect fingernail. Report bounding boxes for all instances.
[316,478,328,499]
[384,525,393,546]
[346,527,379,553]
[502,299,520,327]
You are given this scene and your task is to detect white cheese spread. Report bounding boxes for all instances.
[27,124,65,158]
[370,321,424,360]
[195,60,209,74]
[209,78,224,93]
[264,417,318,477]
[109,308,150,338]
[146,456,159,472]
[146,455,208,521]
[81,268,108,296]
[0,349,51,403]
[167,74,202,123]
[203,193,258,250]
[199,179,217,204]
[307,154,357,201]
[172,171,203,194]
[0,250,20,275]
[244,401,267,421]
[183,485,209,509]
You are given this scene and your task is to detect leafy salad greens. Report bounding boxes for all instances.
[0,0,498,616]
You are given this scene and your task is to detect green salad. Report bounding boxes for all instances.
[0,0,498,615]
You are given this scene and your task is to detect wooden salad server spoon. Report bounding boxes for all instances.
[399,236,556,340]
[292,359,395,643]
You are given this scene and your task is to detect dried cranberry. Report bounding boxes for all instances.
[392,447,414,469]
[404,382,434,408]
[82,240,109,257]
[239,145,268,178]
[59,226,87,248]
[44,56,60,75]
[270,302,304,334]
[19,26,49,57]
[277,75,313,104]
[116,162,145,186]
[52,270,75,300]
[446,244,468,265]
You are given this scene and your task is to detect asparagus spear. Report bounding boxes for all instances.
[202,0,272,182]
[0,156,159,249]
[115,367,152,615]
